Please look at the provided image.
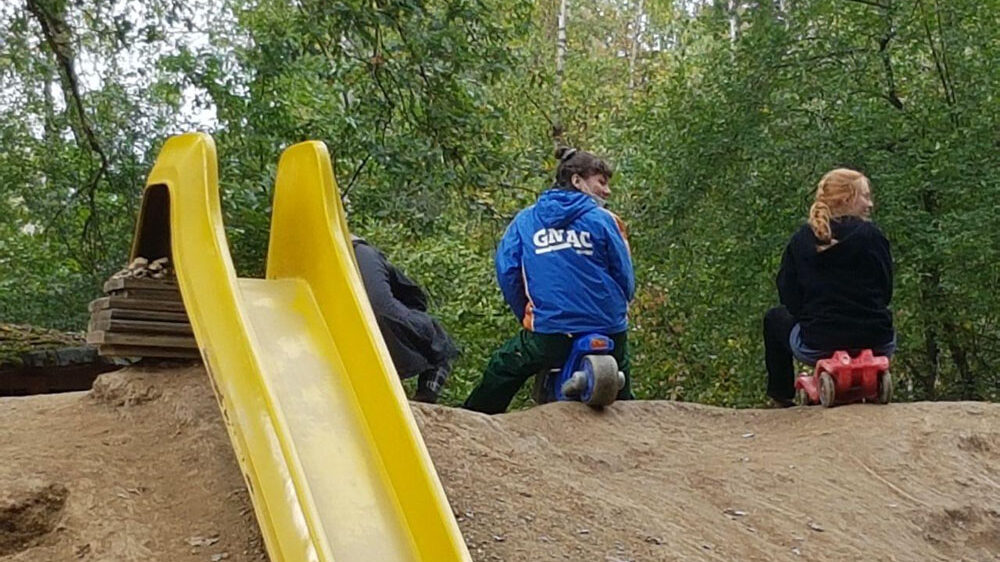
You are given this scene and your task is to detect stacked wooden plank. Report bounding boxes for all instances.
[86,277,200,360]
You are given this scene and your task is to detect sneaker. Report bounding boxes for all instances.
[414,365,447,404]
[413,388,439,404]
[767,396,796,409]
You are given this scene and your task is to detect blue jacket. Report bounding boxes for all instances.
[496,188,635,334]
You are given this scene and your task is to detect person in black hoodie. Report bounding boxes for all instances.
[352,235,458,403]
[764,168,895,406]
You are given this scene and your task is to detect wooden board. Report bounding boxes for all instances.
[103,277,179,292]
[90,308,190,324]
[88,317,194,336]
[97,345,201,360]
[105,288,183,302]
[88,297,187,314]
[86,331,198,349]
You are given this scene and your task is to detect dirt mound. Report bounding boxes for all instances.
[1,365,998,561]
[415,400,1000,561]
[90,368,166,407]
[0,364,264,561]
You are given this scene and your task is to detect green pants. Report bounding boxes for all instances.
[463,330,633,414]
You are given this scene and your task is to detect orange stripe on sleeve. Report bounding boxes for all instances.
[602,208,631,253]
[521,262,535,331]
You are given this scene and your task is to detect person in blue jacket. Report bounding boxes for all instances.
[463,147,636,414]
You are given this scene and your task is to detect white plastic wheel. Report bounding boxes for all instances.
[877,371,893,404]
[819,372,836,408]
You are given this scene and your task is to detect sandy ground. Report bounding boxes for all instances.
[0,365,264,562]
[1,365,998,561]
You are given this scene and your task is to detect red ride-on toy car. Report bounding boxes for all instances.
[794,349,892,408]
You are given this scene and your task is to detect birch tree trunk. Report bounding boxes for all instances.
[728,0,739,43]
[628,0,645,93]
[553,0,568,142]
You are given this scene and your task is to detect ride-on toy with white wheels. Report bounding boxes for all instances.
[532,334,626,408]
[794,349,892,408]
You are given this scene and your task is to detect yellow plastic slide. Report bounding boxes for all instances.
[130,133,470,561]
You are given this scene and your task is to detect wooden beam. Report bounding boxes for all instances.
[88,297,187,313]
[86,331,197,349]
[90,308,190,324]
[104,288,183,302]
[103,277,179,292]
[89,317,194,336]
[97,345,201,360]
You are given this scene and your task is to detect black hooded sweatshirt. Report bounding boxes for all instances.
[776,217,894,350]
[352,237,458,378]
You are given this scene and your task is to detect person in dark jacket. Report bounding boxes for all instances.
[463,147,636,414]
[352,236,458,403]
[764,168,896,406]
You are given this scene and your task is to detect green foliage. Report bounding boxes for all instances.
[2,0,998,405]
[607,1,1000,403]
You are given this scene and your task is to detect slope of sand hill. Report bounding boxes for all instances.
[1,365,998,561]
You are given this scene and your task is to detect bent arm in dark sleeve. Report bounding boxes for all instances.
[776,242,802,317]
[870,225,894,306]
[355,242,456,365]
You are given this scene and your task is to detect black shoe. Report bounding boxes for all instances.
[767,396,795,408]
[414,365,448,404]
[413,388,439,404]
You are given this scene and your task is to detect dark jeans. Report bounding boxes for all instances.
[763,306,799,401]
[463,330,633,414]
[764,306,896,400]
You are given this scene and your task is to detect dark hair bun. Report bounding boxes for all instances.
[555,146,577,161]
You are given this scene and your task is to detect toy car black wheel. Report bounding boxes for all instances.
[819,372,836,408]
[794,388,809,406]
[877,371,892,404]
[532,372,552,405]
[583,355,619,408]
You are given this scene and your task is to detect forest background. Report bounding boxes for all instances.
[2,0,998,407]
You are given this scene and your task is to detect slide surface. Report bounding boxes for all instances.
[131,133,470,561]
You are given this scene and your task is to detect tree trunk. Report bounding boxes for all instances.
[943,326,975,399]
[920,313,941,399]
[552,0,568,143]
[628,0,645,93]
[728,0,740,43]
[27,0,85,150]
[26,0,109,268]
[913,0,968,399]
[41,61,59,142]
